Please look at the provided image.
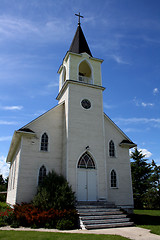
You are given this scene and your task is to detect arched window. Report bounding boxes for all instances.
[41,132,48,151]
[38,165,46,185]
[78,60,93,84]
[78,152,95,169]
[109,140,115,157]
[111,169,117,188]
[62,65,66,84]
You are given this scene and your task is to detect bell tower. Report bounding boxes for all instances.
[56,16,107,201]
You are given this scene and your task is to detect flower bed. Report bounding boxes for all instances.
[0,203,78,229]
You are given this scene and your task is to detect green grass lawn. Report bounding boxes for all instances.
[133,209,160,235]
[0,231,130,240]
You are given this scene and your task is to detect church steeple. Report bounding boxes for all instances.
[69,22,92,57]
[58,15,104,93]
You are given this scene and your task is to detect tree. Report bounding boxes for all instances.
[143,160,160,209]
[130,148,152,209]
[0,175,8,202]
[0,175,5,186]
[33,170,76,210]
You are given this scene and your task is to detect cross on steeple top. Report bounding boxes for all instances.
[75,12,84,26]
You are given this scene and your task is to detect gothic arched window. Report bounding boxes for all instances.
[109,140,115,157]
[38,165,46,185]
[78,152,95,169]
[111,169,117,188]
[41,132,48,151]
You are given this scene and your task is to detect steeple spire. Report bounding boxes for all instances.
[69,13,92,57]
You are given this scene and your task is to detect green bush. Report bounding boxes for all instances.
[0,203,13,226]
[0,171,78,230]
[0,202,9,211]
[56,219,74,230]
[33,170,76,210]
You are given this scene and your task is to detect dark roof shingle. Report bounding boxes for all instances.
[69,25,92,57]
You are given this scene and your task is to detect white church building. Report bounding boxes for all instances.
[6,20,136,212]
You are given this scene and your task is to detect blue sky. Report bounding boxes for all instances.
[0,0,160,178]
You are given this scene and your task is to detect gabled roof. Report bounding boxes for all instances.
[69,25,92,57]
[6,102,65,163]
[104,113,136,149]
[6,130,36,163]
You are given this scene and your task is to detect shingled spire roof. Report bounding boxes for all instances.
[69,24,92,57]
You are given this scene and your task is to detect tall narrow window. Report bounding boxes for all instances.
[109,140,115,157]
[41,133,48,151]
[62,66,66,84]
[111,170,117,188]
[78,152,95,169]
[38,165,46,185]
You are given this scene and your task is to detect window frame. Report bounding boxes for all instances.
[38,165,47,185]
[109,140,116,157]
[110,169,118,188]
[40,132,49,152]
[77,152,96,169]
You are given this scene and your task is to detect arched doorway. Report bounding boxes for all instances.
[77,152,97,201]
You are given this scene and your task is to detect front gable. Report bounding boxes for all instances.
[7,102,65,163]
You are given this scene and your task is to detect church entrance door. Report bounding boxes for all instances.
[77,152,97,201]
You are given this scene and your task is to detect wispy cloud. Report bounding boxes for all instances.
[124,128,145,133]
[133,97,154,107]
[0,16,39,39]
[141,35,160,45]
[114,117,160,125]
[104,103,115,109]
[0,15,73,43]
[47,81,59,88]
[0,155,9,178]
[141,102,154,107]
[110,54,130,65]
[0,136,12,141]
[1,105,23,110]
[153,88,159,95]
[0,120,18,125]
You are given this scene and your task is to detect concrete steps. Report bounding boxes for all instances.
[76,202,134,230]
[84,222,134,230]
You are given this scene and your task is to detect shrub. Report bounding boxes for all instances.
[12,203,78,229]
[1,171,78,229]
[56,219,74,230]
[0,204,13,226]
[33,170,76,210]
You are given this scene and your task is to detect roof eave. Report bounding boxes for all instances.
[56,80,105,100]
[6,131,36,163]
[119,142,137,149]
